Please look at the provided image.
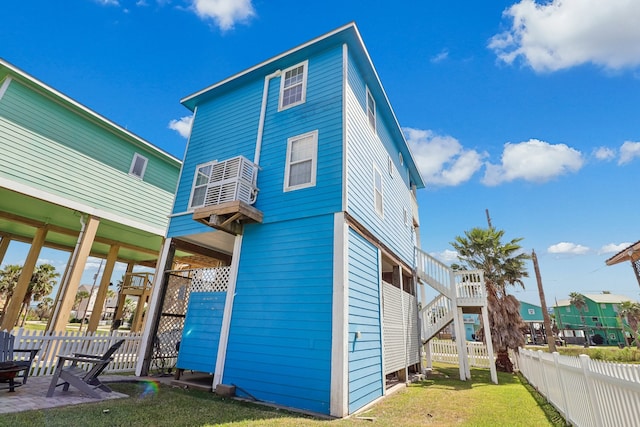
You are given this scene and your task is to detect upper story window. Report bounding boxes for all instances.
[528,309,535,315]
[373,165,383,217]
[189,162,215,208]
[284,130,317,191]
[366,87,376,133]
[129,153,148,179]
[279,61,308,111]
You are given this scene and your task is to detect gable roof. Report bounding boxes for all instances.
[181,22,425,189]
[555,293,635,307]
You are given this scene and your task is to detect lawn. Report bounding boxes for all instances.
[0,364,566,427]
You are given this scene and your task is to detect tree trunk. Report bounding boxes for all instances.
[495,351,513,373]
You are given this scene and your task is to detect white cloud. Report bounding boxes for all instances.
[598,242,632,255]
[431,49,449,63]
[431,249,459,264]
[489,0,640,72]
[403,127,485,187]
[618,141,640,164]
[168,115,194,138]
[593,147,616,161]
[94,0,119,5]
[482,139,583,186]
[548,242,590,255]
[191,0,255,31]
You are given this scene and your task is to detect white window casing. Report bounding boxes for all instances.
[189,161,216,209]
[366,87,376,133]
[284,130,318,191]
[279,61,308,111]
[373,165,383,218]
[129,153,148,179]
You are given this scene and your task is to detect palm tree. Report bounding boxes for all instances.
[35,297,54,321]
[18,263,59,326]
[619,301,640,349]
[0,264,22,321]
[569,292,589,346]
[451,227,530,372]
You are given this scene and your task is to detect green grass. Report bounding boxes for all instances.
[0,364,566,427]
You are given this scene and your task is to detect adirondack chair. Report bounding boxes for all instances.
[46,339,125,399]
[0,331,39,385]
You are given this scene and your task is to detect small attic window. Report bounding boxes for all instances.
[129,153,148,179]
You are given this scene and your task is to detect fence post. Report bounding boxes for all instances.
[553,352,571,423]
[580,354,603,427]
[537,350,549,396]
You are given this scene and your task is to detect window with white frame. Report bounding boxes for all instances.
[189,162,215,208]
[284,130,317,191]
[366,87,376,132]
[373,165,383,217]
[279,61,308,110]
[129,153,148,179]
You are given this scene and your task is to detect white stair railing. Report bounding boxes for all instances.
[419,294,454,342]
[415,248,453,298]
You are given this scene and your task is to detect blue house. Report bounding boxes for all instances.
[138,23,426,417]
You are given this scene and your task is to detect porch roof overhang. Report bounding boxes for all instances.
[605,240,640,266]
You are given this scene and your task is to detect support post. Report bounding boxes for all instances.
[1,227,48,330]
[481,305,498,384]
[87,245,119,332]
[49,215,100,332]
[0,236,10,266]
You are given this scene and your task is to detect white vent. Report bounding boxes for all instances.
[204,156,258,206]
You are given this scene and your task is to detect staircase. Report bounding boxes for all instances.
[416,248,487,342]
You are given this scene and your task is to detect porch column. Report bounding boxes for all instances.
[87,245,119,332]
[49,215,100,332]
[393,266,408,383]
[0,236,10,266]
[481,305,498,384]
[1,226,48,330]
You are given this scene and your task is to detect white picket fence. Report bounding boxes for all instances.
[5,328,142,377]
[428,339,493,368]
[517,348,640,427]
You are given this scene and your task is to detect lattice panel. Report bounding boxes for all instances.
[634,259,640,286]
[190,267,231,293]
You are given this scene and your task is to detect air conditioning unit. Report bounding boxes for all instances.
[204,156,258,206]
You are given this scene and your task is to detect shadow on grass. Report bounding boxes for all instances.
[413,364,521,391]
[516,374,569,427]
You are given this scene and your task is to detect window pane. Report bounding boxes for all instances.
[191,186,206,207]
[195,165,211,186]
[283,85,303,106]
[291,137,313,162]
[289,160,312,187]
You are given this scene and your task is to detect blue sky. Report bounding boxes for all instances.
[2,0,639,306]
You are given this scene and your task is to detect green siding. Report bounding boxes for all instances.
[0,79,178,231]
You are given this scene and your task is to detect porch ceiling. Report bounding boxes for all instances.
[0,187,163,265]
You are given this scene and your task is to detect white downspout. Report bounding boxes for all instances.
[253,69,282,166]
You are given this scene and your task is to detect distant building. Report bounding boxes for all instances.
[519,301,547,345]
[75,284,118,322]
[553,293,635,345]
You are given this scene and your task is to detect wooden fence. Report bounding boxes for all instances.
[5,328,142,377]
[517,348,640,427]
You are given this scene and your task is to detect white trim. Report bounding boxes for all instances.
[254,70,282,165]
[136,237,172,376]
[373,165,383,218]
[341,44,348,212]
[0,76,12,101]
[377,247,386,395]
[278,60,308,111]
[0,59,180,164]
[366,87,376,133]
[129,153,148,179]
[283,130,318,192]
[213,234,243,389]
[330,213,349,417]
[0,176,167,236]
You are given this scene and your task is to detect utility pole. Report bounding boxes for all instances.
[532,249,556,352]
[485,209,493,229]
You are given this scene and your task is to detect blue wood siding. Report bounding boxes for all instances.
[176,292,226,374]
[344,52,415,266]
[347,228,383,413]
[168,46,344,237]
[254,46,343,223]
[222,215,334,414]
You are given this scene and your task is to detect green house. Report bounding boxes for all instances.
[553,293,635,346]
[519,301,549,344]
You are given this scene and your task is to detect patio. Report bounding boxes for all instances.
[0,374,171,414]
